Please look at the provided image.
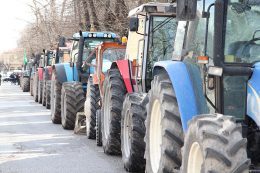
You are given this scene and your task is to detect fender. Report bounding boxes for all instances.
[154,60,209,131]
[111,60,133,93]
[53,63,74,83]
[247,62,260,127]
[37,68,44,81]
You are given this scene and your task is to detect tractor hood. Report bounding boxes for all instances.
[247,62,260,126]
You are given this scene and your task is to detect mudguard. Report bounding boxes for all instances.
[247,62,260,127]
[53,63,74,83]
[111,60,133,93]
[37,68,44,81]
[154,60,209,131]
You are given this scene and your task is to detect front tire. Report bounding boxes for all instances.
[145,73,184,173]
[42,76,46,106]
[46,80,51,109]
[96,109,102,146]
[61,82,85,130]
[85,77,100,139]
[22,77,30,92]
[51,71,62,124]
[38,80,43,104]
[33,72,39,102]
[181,114,250,173]
[102,69,126,155]
[121,92,148,172]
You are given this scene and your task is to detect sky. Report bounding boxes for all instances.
[0,0,33,53]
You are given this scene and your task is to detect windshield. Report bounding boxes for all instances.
[225,0,260,64]
[47,52,53,65]
[83,38,115,61]
[103,48,125,62]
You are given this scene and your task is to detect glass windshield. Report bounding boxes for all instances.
[103,48,125,62]
[47,52,53,65]
[83,38,115,61]
[225,1,260,64]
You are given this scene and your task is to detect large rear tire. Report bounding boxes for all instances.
[181,114,250,173]
[33,72,39,102]
[46,80,51,109]
[51,71,62,124]
[30,77,33,96]
[102,69,126,155]
[85,77,100,139]
[96,109,102,146]
[38,80,43,104]
[145,73,184,173]
[121,92,148,172]
[61,82,85,130]
[22,77,30,92]
[42,76,46,106]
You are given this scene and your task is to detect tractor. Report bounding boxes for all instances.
[142,0,260,172]
[82,41,126,146]
[101,2,178,172]
[32,53,43,102]
[20,59,33,92]
[50,31,118,130]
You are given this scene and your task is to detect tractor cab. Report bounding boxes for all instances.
[126,2,177,92]
[70,31,117,86]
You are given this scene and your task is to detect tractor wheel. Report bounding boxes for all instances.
[33,72,39,102]
[85,77,100,139]
[51,71,62,124]
[181,114,250,173]
[38,80,43,104]
[61,82,85,130]
[145,73,184,173]
[42,77,46,106]
[96,109,102,146]
[30,78,33,96]
[121,92,148,172]
[22,77,30,92]
[102,69,126,155]
[45,80,51,109]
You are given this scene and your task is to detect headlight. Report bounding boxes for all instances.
[104,34,108,37]
[88,34,93,37]
[93,33,97,37]
[108,34,112,38]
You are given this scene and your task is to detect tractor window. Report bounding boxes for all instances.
[103,48,125,62]
[146,16,178,90]
[224,1,260,64]
[71,41,79,63]
[185,4,215,112]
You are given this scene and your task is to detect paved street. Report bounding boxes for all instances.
[0,83,125,173]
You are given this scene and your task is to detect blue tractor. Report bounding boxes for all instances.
[142,0,260,172]
[50,31,117,129]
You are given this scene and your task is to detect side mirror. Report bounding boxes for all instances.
[129,17,139,32]
[176,0,197,21]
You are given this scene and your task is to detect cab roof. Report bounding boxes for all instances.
[73,31,117,39]
[128,2,176,17]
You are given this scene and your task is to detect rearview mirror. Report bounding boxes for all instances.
[129,17,139,32]
[176,0,197,21]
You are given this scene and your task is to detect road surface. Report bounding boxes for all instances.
[0,83,126,173]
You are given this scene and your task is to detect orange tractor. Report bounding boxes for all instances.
[82,41,126,146]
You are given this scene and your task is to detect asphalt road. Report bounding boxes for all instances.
[0,83,126,173]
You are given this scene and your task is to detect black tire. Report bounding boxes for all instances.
[96,109,102,146]
[121,92,148,172]
[33,72,39,102]
[51,71,62,124]
[145,73,184,173]
[22,77,30,92]
[101,69,126,155]
[61,82,85,130]
[85,77,100,139]
[181,114,250,173]
[42,75,46,106]
[30,77,33,96]
[46,80,51,109]
[38,80,43,104]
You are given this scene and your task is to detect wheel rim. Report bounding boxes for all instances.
[104,89,111,139]
[187,142,203,173]
[123,109,131,158]
[150,99,162,173]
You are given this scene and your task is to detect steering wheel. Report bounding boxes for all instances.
[252,30,260,42]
